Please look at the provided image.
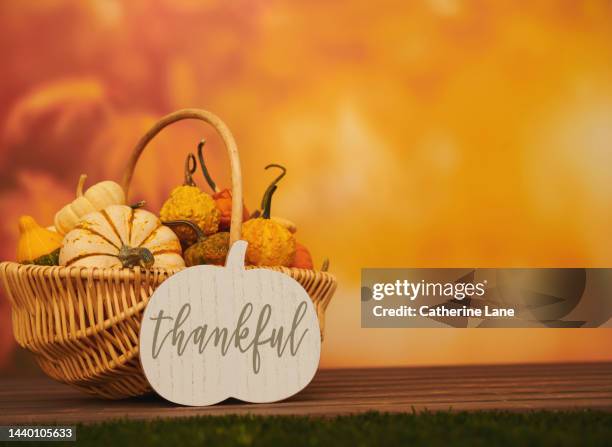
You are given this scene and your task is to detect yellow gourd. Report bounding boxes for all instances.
[159,152,220,246]
[54,174,125,235]
[17,216,64,265]
[242,165,296,267]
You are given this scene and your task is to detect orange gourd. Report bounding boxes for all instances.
[291,242,314,270]
[197,140,249,230]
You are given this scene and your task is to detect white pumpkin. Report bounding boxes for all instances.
[59,204,185,270]
[54,174,126,235]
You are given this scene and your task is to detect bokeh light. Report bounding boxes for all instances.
[1,0,611,373]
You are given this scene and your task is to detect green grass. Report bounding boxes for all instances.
[9,411,612,447]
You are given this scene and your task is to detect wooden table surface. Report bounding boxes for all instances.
[1,362,611,424]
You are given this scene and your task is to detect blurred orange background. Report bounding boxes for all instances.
[1,0,611,375]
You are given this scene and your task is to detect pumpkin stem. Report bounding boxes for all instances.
[162,220,205,241]
[321,258,330,272]
[118,245,154,269]
[18,215,37,232]
[260,164,286,218]
[130,200,146,209]
[197,139,220,193]
[262,185,278,219]
[76,174,87,197]
[184,153,197,186]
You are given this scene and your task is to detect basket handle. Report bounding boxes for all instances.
[121,108,243,244]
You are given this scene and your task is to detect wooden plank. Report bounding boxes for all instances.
[0,362,611,424]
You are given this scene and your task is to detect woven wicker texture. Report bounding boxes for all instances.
[0,262,336,399]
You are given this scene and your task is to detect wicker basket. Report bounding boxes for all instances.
[0,109,337,399]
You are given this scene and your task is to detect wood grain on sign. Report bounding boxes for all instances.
[140,240,321,406]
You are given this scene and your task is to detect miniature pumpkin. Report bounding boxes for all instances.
[164,220,230,267]
[17,215,63,265]
[242,165,296,267]
[197,140,249,231]
[291,242,314,270]
[54,174,125,235]
[59,204,185,269]
[159,152,220,246]
[193,232,230,266]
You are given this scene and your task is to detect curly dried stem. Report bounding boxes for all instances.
[261,185,277,219]
[184,153,197,186]
[162,220,206,241]
[197,139,221,193]
[260,164,286,218]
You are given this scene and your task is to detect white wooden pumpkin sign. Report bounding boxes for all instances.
[140,240,321,406]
